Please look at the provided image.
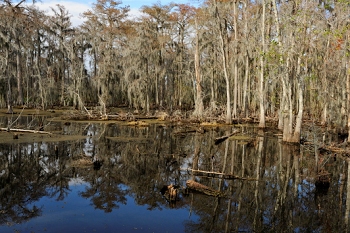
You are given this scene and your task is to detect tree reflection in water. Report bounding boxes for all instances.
[0,121,349,232]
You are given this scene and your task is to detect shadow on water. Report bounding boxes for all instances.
[0,117,349,232]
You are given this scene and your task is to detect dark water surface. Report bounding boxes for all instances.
[0,117,349,233]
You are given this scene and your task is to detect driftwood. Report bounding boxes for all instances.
[186,180,222,197]
[0,128,52,134]
[214,130,239,145]
[184,168,258,181]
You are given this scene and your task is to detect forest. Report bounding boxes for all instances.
[0,0,349,143]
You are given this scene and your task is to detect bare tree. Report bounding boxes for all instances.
[0,0,40,112]
[192,16,204,118]
[47,4,74,106]
[213,0,232,124]
[82,0,129,115]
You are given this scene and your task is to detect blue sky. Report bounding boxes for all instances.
[33,0,200,26]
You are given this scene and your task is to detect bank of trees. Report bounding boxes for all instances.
[0,0,350,142]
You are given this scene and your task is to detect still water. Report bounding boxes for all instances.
[0,118,348,233]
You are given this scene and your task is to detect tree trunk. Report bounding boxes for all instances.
[7,77,13,114]
[241,1,250,118]
[16,49,23,105]
[278,86,285,130]
[215,3,232,124]
[258,0,266,128]
[155,72,159,106]
[347,52,350,142]
[232,1,238,119]
[4,48,13,114]
[271,0,284,130]
[193,18,204,118]
[292,77,303,142]
[242,55,248,115]
[282,70,293,142]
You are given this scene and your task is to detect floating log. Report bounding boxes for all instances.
[0,128,52,134]
[186,180,222,197]
[214,130,239,145]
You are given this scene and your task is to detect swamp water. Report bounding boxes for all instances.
[0,115,349,233]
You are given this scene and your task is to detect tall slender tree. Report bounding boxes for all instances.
[82,0,129,115]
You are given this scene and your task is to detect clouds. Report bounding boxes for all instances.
[32,0,197,27]
[35,0,92,26]
[33,0,143,26]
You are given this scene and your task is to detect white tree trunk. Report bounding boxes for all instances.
[193,18,204,118]
[345,32,350,142]
[215,2,232,124]
[258,0,266,128]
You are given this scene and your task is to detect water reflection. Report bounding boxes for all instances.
[0,121,348,232]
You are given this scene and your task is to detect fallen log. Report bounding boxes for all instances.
[0,128,52,134]
[214,130,239,145]
[186,180,222,197]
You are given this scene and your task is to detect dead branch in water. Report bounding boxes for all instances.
[0,128,52,134]
[214,130,239,145]
[183,168,258,181]
[186,180,222,197]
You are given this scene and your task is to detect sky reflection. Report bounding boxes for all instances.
[0,181,197,233]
